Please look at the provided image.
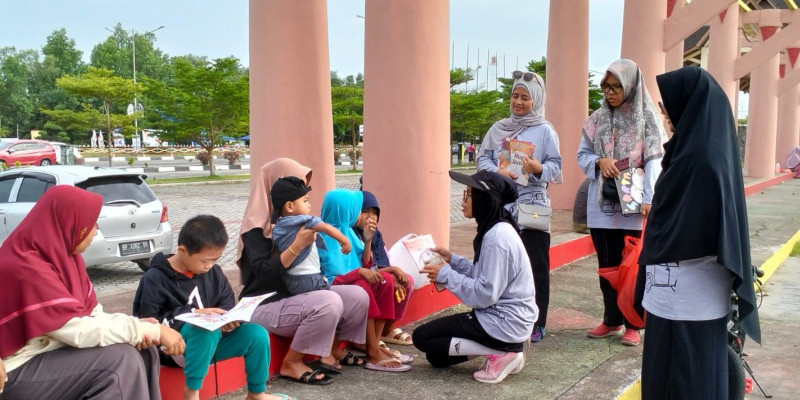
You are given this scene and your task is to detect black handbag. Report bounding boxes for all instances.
[602,178,618,202]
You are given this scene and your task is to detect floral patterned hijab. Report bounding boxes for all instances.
[582,59,667,167]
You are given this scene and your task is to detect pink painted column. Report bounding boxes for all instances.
[249,0,335,207]
[744,26,780,178]
[362,0,450,246]
[777,48,800,167]
[707,3,740,118]
[545,0,589,209]
[664,0,685,72]
[621,0,667,102]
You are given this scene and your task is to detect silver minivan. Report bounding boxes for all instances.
[0,165,172,271]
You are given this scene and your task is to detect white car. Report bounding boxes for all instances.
[0,165,172,271]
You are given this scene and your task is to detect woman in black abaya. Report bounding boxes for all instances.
[638,66,761,400]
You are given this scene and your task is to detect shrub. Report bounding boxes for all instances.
[127,156,135,166]
[14,161,21,168]
[196,151,210,166]
[223,150,241,165]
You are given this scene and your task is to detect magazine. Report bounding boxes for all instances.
[498,138,536,186]
[174,292,275,331]
[613,158,644,215]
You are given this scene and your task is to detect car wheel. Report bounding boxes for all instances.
[40,158,52,166]
[134,258,152,272]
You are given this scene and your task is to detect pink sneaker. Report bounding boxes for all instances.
[621,329,641,346]
[586,323,623,338]
[473,352,524,384]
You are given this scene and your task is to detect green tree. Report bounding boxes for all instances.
[450,90,507,143]
[144,57,249,176]
[331,86,364,166]
[90,23,170,82]
[28,30,86,140]
[0,48,36,138]
[450,68,475,89]
[52,67,138,165]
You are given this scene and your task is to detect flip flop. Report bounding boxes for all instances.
[306,359,342,375]
[272,394,297,400]
[279,369,335,385]
[340,351,366,367]
[381,328,414,346]
[383,348,415,364]
[364,358,412,372]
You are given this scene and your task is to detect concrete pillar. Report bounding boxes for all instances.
[621,0,667,102]
[249,0,335,207]
[777,48,800,166]
[745,26,780,178]
[664,0,685,72]
[707,3,740,118]
[545,0,589,209]
[363,0,450,246]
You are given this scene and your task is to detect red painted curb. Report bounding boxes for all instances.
[744,172,794,196]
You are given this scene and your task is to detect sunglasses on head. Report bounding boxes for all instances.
[512,71,541,85]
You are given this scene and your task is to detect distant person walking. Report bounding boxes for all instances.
[467,143,475,162]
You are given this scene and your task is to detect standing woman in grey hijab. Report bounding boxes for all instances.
[577,59,668,347]
[477,70,562,343]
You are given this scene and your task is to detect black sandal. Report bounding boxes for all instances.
[306,359,342,375]
[279,369,335,385]
[340,351,366,367]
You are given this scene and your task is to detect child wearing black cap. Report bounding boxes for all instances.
[271,176,351,295]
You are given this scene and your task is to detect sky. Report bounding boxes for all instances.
[0,0,748,116]
[0,0,624,79]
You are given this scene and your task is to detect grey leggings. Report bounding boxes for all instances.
[4,344,161,400]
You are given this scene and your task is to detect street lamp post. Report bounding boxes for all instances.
[105,25,164,147]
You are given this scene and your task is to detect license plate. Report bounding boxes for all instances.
[119,240,151,256]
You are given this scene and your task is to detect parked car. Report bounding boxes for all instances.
[0,139,57,168]
[0,165,172,271]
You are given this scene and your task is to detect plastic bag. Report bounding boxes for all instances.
[597,226,646,327]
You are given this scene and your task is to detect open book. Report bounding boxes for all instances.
[498,137,536,186]
[174,292,275,331]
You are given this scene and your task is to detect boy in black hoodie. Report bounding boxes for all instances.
[133,215,290,400]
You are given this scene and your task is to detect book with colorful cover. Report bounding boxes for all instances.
[498,138,536,186]
[174,292,275,331]
[613,158,644,215]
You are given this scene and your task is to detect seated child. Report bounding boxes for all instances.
[319,189,411,373]
[270,176,352,295]
[133,215,291,400]
[354,191,415,347]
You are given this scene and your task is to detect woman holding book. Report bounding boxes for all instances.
[576,59,668,346]
[476,70,562,343]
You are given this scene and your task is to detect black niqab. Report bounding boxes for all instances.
[639,66,760,343]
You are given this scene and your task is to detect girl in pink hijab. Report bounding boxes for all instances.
[237,158,370,384]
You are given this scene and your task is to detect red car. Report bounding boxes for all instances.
[0,140,57,168]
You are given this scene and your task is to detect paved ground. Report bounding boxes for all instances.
[91,174,800,400]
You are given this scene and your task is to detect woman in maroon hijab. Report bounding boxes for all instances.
[0,186,185,400]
